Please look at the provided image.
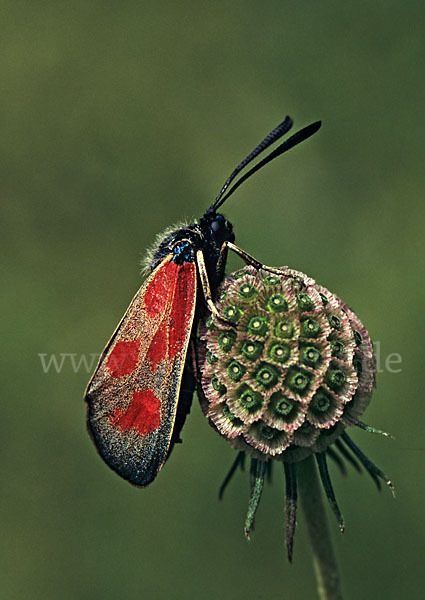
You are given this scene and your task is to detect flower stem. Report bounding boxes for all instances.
[297,455,343,600]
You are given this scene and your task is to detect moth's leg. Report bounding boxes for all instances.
[225,241,305,287]
[216,241,229,275]
[189,339,199,384]
[225,241,287,274]
[195,250,235,325]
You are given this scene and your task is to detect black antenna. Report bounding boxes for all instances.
[208,119,321,213]
[205,116,294,215]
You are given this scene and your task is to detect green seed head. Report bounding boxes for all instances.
[329,369,345,387]
[264,274,281,286]
[264,293,288,313]
[240,340,264,361]
[238,282,259,300]
[300,317,321,338]
[297,292,314,311]
[237,384,263,412]
[252,361,281,389]
[274,318,295,339]
[223,304,243,322]
[328,314,341,330]
[227,360,246,382]
[272,393,294,416]
[218,330,237,353]
[311,389,331,413]
[211,376,227,396]
[246,315,269,337]
[285,366,312,395]
[267,341,291,364]
[331,339,344,357]
[197,265,375,460]
[300,343,322,367]
[206,350,218,365]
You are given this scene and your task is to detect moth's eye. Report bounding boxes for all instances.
[211,215,225,233]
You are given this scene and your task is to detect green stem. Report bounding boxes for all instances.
[297,455,343,600]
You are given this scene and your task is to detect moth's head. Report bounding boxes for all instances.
[199,212,235,249]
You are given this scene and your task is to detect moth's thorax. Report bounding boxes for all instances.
[150,225,202,268]
[150,212,235,271]
[172,239,195,264]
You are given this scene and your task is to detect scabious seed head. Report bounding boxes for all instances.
[197,266,376,462]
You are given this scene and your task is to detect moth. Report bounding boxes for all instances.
[85,116,321,486]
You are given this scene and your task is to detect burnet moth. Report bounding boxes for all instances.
[85,116,321,487]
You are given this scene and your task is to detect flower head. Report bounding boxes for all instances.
[197,265,393,560]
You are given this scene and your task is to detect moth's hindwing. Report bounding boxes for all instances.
[85,255,197,486]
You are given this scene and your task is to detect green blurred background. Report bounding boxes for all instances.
[2,2,424,599]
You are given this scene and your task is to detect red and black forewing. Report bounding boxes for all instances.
[85,255,197,486]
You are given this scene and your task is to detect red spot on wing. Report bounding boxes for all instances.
[110,390,161,435]
[169,262,196,358]
[107,340,141,377]
[146,261,196,370]
[144,258,177,318]
[147,323,168,371]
